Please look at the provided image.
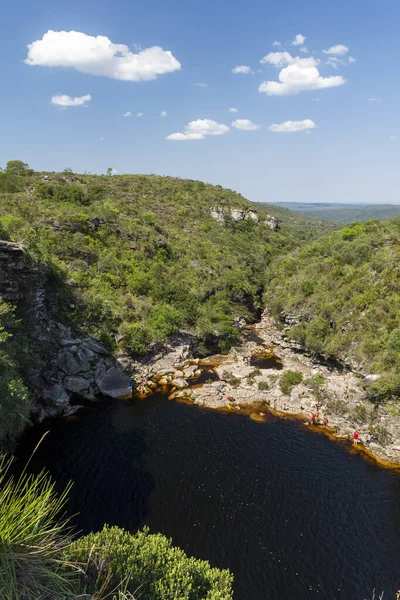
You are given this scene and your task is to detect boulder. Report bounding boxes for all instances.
[58,348,90,375]
[64,376,90,393]
[230,209,246,223]
[183,365,197,378]
[83,338,109,355]
[209,207,226,224]
[264,215,279,230]
[171,378,188,389]
[97,366,132,398]
[43,384,70,407]
[246,209,260,223]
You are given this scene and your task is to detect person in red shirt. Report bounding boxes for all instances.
[353,430,359,444]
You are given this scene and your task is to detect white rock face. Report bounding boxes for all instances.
[209,207,226,224]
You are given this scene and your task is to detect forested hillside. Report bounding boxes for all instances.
[0,161,333,359]
[264,218,400,402]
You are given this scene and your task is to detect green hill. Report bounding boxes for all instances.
[0,161,333,358]
[264,218,400,402]
[272,202,400,224]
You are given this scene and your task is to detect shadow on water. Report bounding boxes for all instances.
[15,398,155,533]
[191,369,219,385]
[14,393,400,600]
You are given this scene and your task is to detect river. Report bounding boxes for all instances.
[15,394,400,599]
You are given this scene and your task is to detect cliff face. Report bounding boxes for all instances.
[0,241,131,422]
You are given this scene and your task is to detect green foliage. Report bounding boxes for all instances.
[264,217,400,402]
[371,425,391,446]
[222,371,241,388]
[326,399,348,416]
[279,370,303,395]
[0,299,32,445]
[64,525,234,600]
[258,381,269,391]
[0,165,333,364]
[5,160,31,175]
[351,404,372,424]
[0,457,76,600]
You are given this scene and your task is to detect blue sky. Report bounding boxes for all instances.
[1,0,399,203]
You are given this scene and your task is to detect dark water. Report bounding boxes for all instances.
[16,395,400,600]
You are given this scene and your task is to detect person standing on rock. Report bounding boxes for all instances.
[353,430,359,445]
[311,413,316,426]
[366,433,372,446]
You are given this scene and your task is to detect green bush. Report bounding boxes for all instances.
[0,457,76,599]
[258,381,269,391]
[64,525,233,600]
[119,322,151,355]
[279,370,303,395]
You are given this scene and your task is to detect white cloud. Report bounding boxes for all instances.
[123,111,132,117]
[232,119,260,130]
[136,112,144,117]
[292,34,306,46]
[300,47,308,54]
[167,119,229,140]
[348,56,356,63]
[268,119,317,133]
[161,110,167,117]
[323,44,349,56]
[25,30,181,81]
[272,41,281,47]
[194,82,208,87]
[232,65,254,74]
[229,107,238,113]
[51,93,91,107]
[259,51,345,96]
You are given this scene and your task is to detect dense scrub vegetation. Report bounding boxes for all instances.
[0,457,232,600]
[0,299,32,448]
[264,219,400,403]
[0,161,332,359]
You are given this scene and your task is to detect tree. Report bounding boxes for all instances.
[106,167,113,176]
[5,160,31,175]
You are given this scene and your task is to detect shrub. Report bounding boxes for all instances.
[279,370,303,395]
[258,381,269,391]
[351,404,371,424]
[222,371,241,388]
[0,457,76,599]
[64,525,234,600]
[326,398,348,416]
[371,425,391,446]
[119,322,151,355]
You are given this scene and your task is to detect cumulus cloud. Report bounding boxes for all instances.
[292,34,306,46]
[123,111,132,117]
[300,47,308,54]
[323,44,349,56]
[232,119,259,130]
[161,110,167,117]
[25,30,181,81]
[348,56,356,63]
[268,119,317,133]
[194,82,208,87]
[272,41,281,47]
[136,112,144,117]
[232,65,254,74]
[167,119,229,140]
[259,51,345,96]
[51,93,91,107]
[229,107,238,113]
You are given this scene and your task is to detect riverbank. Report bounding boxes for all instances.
[132,312,400,467]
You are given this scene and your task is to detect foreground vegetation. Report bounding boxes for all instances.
[0,457,233,599]
[264,218,400,403]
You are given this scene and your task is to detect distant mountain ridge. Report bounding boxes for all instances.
[271,202,400,224]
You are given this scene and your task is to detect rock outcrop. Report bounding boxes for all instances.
[0,241,132,422]
[209,207,263,226]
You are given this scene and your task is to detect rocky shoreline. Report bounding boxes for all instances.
[132,312,400,467]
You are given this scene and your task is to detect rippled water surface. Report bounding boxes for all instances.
[16,395,400,599]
